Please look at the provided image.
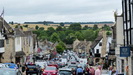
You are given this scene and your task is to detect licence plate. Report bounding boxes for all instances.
[29,69,33,71]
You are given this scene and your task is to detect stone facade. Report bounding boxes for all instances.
[73,39,91,53]
[1,37,15,63]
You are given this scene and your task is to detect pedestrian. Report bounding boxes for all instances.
[89,66,95,75]
[17,62,21,69]
[95,65,102,75]
[22,64,25,73]
[76,65,83,75]
[108,66,113,75]
[85,66,90,75]
[72,68,76,75]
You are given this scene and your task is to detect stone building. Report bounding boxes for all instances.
[0,17,15,63]
[73,39,92,54]
[90,30,112,65]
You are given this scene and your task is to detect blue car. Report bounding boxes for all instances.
[4,63,18,69]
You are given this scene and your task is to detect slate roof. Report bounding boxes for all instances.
[0,17,13,34]
[14,28,25,37]
[23,31,33,36]
[90,35,103,49]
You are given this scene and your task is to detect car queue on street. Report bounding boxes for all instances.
[0,50,110,75]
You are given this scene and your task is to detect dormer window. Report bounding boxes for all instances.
[99,42,102,46]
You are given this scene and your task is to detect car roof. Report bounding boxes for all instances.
[0,68,17,71]
[59,68,71,71]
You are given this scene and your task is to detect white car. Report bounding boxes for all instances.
[60,58,67,65]
[0,63,9,68]
[59,68,72,75]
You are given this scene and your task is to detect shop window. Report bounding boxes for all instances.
[0,40,4,48]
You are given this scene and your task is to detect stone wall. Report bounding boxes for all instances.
[101,31,107,57]
[1,38,15,63]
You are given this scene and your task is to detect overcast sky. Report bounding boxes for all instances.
[0,0,122,23]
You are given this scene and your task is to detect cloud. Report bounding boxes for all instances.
[0,0,122,23]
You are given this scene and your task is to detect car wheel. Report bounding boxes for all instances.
[26,73,28,75]
[36,73,38,75]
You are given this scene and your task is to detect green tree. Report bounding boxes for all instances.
[102,24,111,31]
[50,32,60,43]
[15,25,18,28]
[56,26,63,31]
[11,21,14,25]
[39,27,44,30]
[82,30,97,41]
[56,44,64,53]
[35,25,39,30]
[82,25,88,30]
[65,33,76,44]
[58,31,66,42]
[58,41,66,50]
[60,22,64,26]
[106,31,112,36]
[93,24,98,30]
[47,27,55,36]
[23,25,28,28]
[75,31,83,40]
[69,23,81,31]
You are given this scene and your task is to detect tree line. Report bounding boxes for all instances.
[33,23,111,53]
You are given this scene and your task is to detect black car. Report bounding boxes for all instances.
[26,64,40,75]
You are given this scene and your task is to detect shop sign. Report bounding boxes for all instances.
[120,47,130,57]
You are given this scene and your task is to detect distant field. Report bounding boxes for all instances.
[9,23,113,31]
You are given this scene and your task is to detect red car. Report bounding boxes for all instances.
[43,66,58,75]
[48,64,58,69]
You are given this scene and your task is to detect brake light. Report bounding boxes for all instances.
[26,67,28,70]
[43,72,46,74]
[42,69,44,71]
[53,72,56,74]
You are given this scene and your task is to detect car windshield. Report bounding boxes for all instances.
[59,70,72,75]
[27,65,36,68]
[68,65,77,69]
[62,55,67,58]
[45,67,56,70]
[0,70,16,75]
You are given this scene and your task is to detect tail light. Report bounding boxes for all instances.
[26,67,28,70]
[42,69,44,71]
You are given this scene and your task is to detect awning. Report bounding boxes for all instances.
[15,51,25,57]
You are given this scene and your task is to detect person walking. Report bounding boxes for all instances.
[95,65,102,75]
[89,66,95,75]
[108,66,113,75]
[76,65,83,75]
[72,68,76,75]
[85,66,90,75]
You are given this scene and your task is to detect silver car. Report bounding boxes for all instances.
[0,68,22,75]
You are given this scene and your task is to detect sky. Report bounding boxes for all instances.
[0,0,122,23]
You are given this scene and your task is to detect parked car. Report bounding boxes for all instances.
[59,68,72,75]
[0,68,22,75]
[26,64,40,75]
[4,63,18,69]
[68,64,77,70]
[0,63,9,68]
[43,66,58,75]
[71,59,77,64]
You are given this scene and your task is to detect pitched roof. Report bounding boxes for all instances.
[90,35,103,49]
[23,31,33,36]
[14,28,25,37]
[0,17,13,33]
